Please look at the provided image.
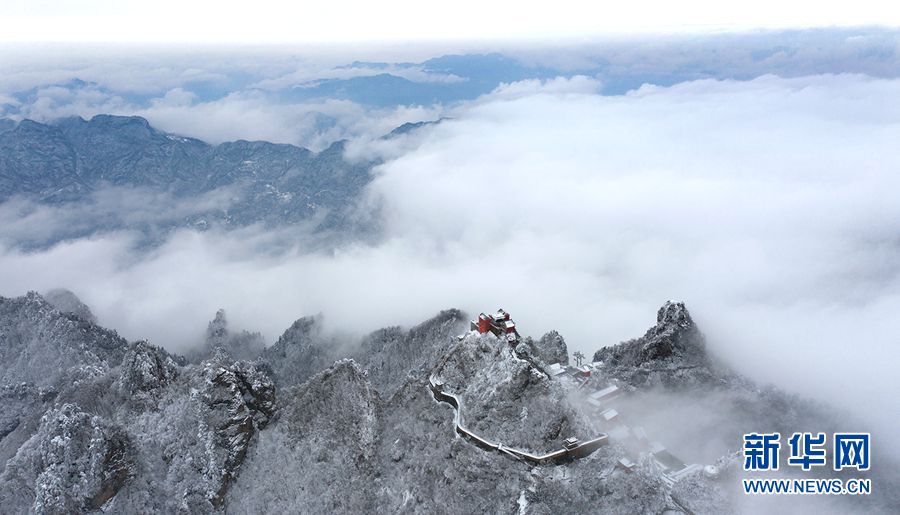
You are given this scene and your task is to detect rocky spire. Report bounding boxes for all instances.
[592,301,714,388]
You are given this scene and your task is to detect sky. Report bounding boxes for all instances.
[2,1,900,42]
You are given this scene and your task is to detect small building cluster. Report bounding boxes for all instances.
[548,362,593,382]
[458,305,706,482]
[470,309,521,345]
[579,378,702,483]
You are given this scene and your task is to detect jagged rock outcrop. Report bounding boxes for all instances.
[194,358,277,507]
[190,309,265,363]
[262,315,344,387]
[595,301,702,365]
[592,301,719,388]
[354,308,467,396]
[115,341,179,396]
[0,404,134,514]
[0,294,894,514]
[261,308,467,395]
[102,356,276,513]
[42,289,97,324]
[0,292,127,388]
[531,330,569,365]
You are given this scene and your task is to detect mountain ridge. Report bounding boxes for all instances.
[0,291,894,513]
[0,115,377,246]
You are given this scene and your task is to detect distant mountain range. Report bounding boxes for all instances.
[0,115,378,246]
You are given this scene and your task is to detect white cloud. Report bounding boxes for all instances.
[483,75,603,99]
[131,92,442,150]
[14,84,131,121]
[252,64,466,91]
[0,186,240,247]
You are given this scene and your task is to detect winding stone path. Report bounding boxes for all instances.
[428,377,608,466]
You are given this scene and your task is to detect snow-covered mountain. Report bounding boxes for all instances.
[0,115,374,246]
[0,291,894,513]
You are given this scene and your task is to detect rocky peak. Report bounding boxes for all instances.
[262,315,340,387]
[206,309,228,344]
[115,340,179,396]
[279,314,325,343]
[194,358,277,507]
[88,114,153,131]
[190,309,265,364]
[656,300,693,330]
[594,301,703,366]
[42,288,97,324]
[592,301,713,388]
[55,115,162,148]
[354,308,467,397]
[0,292,127,387]
[533,330,569,365]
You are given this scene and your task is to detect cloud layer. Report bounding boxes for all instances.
[4,30,900,150]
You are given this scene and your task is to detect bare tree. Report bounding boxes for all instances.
[573,351,585,367]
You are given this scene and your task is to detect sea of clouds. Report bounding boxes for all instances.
[1,69,898,457]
